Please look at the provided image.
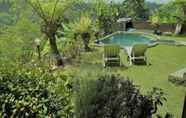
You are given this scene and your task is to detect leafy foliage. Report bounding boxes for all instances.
[150,0,186,34]
[122,0,149,20]
[95,0,118,35]
[70,15,93,51]
[72,16,92,34]
[0,0,42,66]
[75,74,167,118]
[150,0,186,24]
[28,0,75,66]
[0,66,73,118]
[61,33,82,59]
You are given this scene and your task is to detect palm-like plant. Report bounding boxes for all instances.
[28,0,73,66]
[72,16,92,51]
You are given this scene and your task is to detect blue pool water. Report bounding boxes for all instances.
[101,33,155,47]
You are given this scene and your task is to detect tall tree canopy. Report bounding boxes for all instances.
[122,0,149,20]
[151,0,186,34]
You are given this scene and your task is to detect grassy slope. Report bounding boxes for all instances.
[66,35,186,117]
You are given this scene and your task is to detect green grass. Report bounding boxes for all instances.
[65,35,186,118]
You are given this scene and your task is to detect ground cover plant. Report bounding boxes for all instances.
[0,65,73,118]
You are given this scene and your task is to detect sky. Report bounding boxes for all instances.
[146,0,172,3]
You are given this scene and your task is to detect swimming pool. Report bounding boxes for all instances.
[100,32,157,47]
[96,31,186,47]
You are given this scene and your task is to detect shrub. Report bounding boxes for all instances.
[74,74,166,118]
[0,66,73,118]
[62,32,82,59]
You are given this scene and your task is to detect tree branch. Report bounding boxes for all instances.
[50,0,60,23]
[26,0,48,24]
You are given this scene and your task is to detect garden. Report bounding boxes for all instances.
[0,0,186,118]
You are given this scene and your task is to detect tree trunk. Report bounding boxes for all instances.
[49,35,64,66]
[82,32,91,51]
[36,45,41,60]
[182,93,186,118]
[175,23,183,35]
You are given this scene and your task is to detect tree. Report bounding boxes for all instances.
[173,0,186,34]
[122,0,149,20]
[94,0,119,35]
[71,16,93,51]
[151,0,186,35]
[28,0,72,66]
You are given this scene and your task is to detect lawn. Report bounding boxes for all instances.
[65,34,186,118]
